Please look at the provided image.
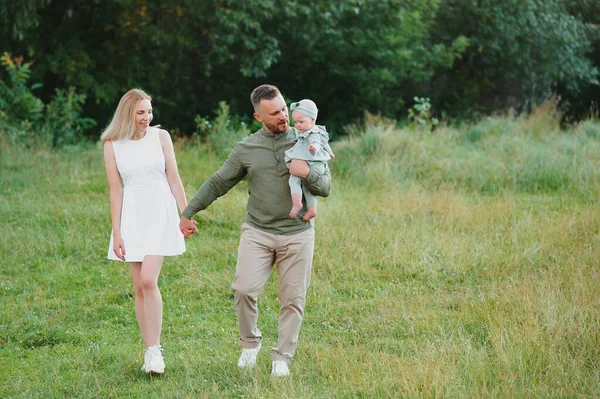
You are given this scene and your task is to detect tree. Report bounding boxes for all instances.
[431,0,599,117]
[0,0,49,50]
[3,0,285,134]
[1,0,598,140]
[265,0,469,131]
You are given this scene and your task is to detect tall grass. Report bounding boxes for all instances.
[336,110,600,201]
[1,113,599,398]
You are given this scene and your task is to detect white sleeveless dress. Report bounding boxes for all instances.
[107,126,185,262]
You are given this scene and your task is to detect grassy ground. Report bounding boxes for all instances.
[1,116,599,398]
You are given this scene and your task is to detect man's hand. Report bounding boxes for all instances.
[289,159,310,179]
[179,217,199,238]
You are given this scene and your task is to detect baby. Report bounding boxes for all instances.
[284,99,335,221]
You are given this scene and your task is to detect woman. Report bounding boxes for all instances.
[101,88,194,374]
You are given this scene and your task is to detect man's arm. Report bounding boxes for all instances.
[181,144,247,219]
[289,159,332,198]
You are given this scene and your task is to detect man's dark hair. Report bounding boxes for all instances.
[251,84,281,111]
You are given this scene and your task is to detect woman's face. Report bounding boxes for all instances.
[135,99,153,132]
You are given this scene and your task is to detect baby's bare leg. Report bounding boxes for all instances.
[302,204,317,222]
[290,193,303,218]
[301,185,318,222]
[289,174,304,218]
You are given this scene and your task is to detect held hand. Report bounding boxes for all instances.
[113,236,126,261]
[308,144,317,153]
[184,219,199,239]
[289,159,310,179]
[180,217,199,239]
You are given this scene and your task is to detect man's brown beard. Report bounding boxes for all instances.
[264,120,288,134]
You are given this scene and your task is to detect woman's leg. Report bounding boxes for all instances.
[129,262,148,344]
[139,255,165,347]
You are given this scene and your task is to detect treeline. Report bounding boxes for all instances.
[1,0,599,143]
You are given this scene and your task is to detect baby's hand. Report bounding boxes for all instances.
[308,144,317,153]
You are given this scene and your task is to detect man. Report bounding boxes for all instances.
[179,84,332,376]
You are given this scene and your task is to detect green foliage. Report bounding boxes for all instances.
[210,1,281,78]
[0,53,44,121]
[267,1,470,129]
[4,0,289,134]
[0,53,96,148]
[0,53,44,145]
[408,97,439,131]
[432,0,599,115]
[0,0,49,47]
[194,101,252,156]
[0,0,473,135]
[43,88,97,148]
[1,0,599,136]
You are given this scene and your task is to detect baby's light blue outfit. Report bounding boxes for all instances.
[285,125,334,208]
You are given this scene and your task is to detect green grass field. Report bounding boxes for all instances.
[1,115,599,398]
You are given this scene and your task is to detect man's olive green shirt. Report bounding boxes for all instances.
[181,127,332,235]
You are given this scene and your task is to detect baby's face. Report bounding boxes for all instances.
[292,111,315,132]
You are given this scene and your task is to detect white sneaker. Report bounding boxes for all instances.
[144,345,165,375]
[237,341,261,369]
[271,360,290,377]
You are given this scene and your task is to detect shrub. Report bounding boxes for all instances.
[43,87,96,148]
[408,97,439,132]
[0,53,44,146]
[0,53,96,148]
[194,101,252,156]
[0,53,44,123]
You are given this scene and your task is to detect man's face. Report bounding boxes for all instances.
[253,94,289,134]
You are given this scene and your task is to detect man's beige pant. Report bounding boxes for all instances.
[231,223,314,362]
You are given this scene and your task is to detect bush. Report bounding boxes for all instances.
[0,53,44,146]
[194,101,253,156]
[0,53,44,123]
[0,53,96,148]
[43,87,96,148]
[408,97,439,132]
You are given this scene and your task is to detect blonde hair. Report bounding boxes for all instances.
[100,89,152,142]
